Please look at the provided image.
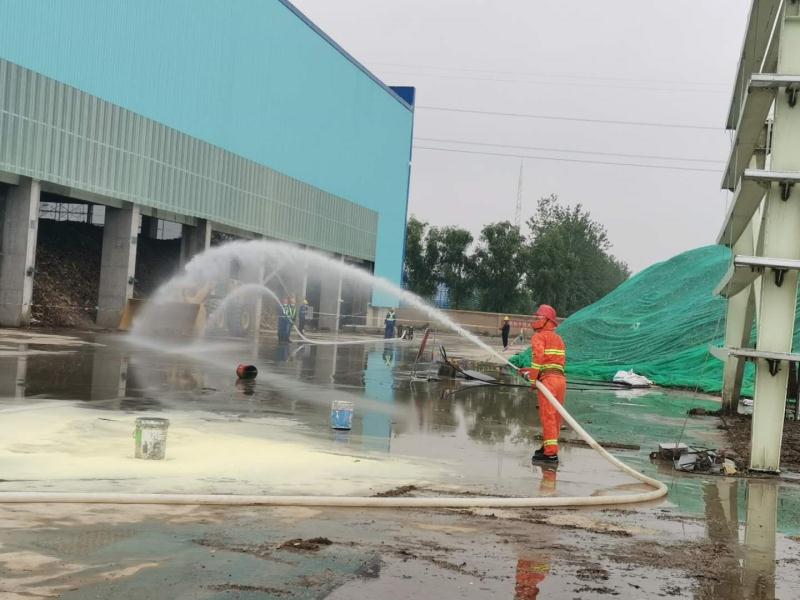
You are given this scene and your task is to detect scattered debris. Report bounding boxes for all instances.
[388,548,487,578]
[612,370,652,388]
[373,485,419,497]
[651,443,733,475]
[574,584,619,595]
[354,555,382,579]
[523,511,639,537]
[718,448,743,463]
[656,442,689,460]
[723,459,738,475]
[277,537,333,552]
[576,566,610,581]
[607,539,737,584]
[207,584,291,595]
[675,452,706,472]
[687,406,724,416]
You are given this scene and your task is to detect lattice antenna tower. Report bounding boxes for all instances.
[514,161,524,230]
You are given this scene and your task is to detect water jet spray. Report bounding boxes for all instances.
[0,240,667,508]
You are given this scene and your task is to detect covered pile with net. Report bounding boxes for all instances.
[555,245,800,395]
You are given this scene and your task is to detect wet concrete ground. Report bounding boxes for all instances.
[0,329,799,598]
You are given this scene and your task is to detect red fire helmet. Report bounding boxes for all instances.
[534,304,557,323]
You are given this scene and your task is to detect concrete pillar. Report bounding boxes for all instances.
[180,219,212,267]
[318,255,344,332]
[0,179,40,326]
[14,350,27,399]
[351,268,372,326]
[339,259,371,327]
[252,264,264,337]
[699,480,742,598]
[295,271,309,305]
[292,248,309,304]
[90,349,128,401]
[704,480,739,542]
[0,346,28,398]
[97,206,140,329]
[742,482,777,598]
[313,345,337,385]
[750,2,800,472]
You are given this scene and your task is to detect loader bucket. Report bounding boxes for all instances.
[127,301,204,337]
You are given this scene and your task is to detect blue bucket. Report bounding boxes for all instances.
[330,400,354,430]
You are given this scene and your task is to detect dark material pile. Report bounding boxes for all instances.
[31,219,181,327]
[277,538,333,552]
[31,220,102,327]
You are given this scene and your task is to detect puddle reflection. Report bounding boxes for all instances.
[703,479,777,599]
[514,554,550,599]
[0,330,797,599]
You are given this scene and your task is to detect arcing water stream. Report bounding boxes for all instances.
[132,239,522,359]
[0,240,667,507]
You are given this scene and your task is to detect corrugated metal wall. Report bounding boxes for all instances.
[0,59,378,260]
[0,0,414,304]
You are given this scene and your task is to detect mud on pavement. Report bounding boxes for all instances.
[1,501,799,599]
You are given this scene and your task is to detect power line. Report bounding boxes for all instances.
[415,136,726,164]
[515,161,523,230]
[370,61,730,89]
[378,68,729,95]
[416,105,722,131]
[413,145,723,173]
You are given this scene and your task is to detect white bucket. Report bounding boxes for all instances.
[134,417,170,460]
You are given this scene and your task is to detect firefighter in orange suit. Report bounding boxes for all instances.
[521,304,566,463]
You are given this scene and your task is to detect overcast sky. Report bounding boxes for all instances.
[292,0,751,273]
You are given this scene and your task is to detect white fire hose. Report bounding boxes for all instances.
[0,380,667,507]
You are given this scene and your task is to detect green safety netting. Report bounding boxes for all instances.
[513,245,800,395]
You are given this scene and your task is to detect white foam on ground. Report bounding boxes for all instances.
[0,330,102,347]
[0,403,442,496]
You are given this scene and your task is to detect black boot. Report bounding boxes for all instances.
[532,446,546,460]
[532,453,559,464]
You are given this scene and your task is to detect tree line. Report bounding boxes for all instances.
[403,194,630,317]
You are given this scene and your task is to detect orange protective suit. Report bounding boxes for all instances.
[526,306,566,457]
[515,557,550,599]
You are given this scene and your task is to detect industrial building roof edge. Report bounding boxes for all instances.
[278,0,413,112]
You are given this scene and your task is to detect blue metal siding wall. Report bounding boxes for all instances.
[0,59,378,260]
[0,0,413,303]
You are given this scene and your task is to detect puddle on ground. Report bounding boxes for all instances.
[0,331,723,496]
[0,329,799,598]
